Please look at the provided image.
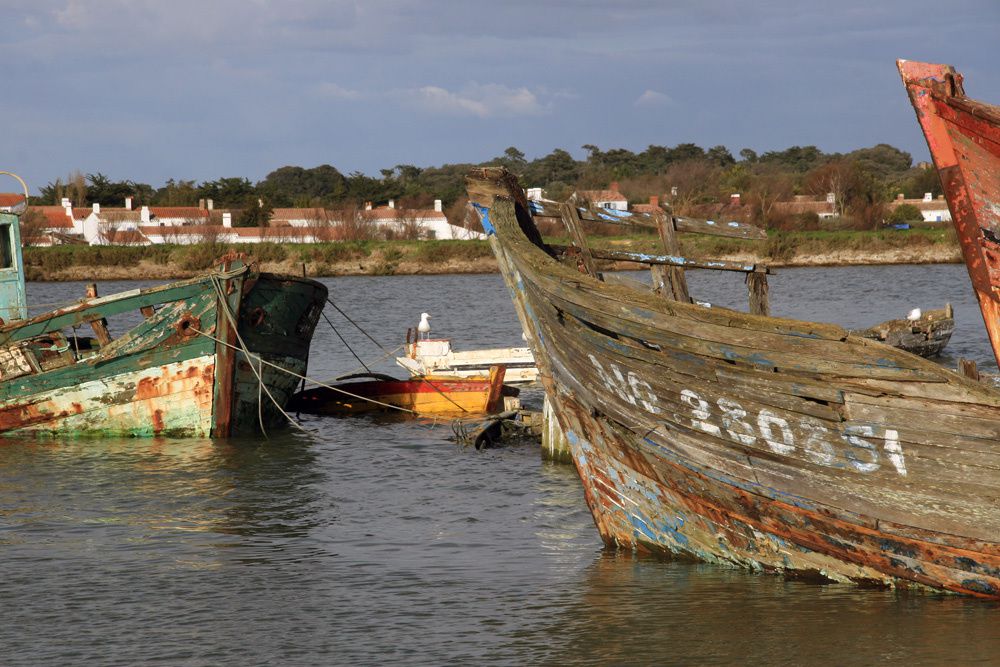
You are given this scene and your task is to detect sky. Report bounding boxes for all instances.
[1,0,998,194]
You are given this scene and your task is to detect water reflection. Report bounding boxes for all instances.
[0,432,326,566]
[527,549,1000,666]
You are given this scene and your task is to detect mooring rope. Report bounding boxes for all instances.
[320,297,469,413]
[191,324,420,417]
[209,276,311,434]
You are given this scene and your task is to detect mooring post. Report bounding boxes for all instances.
[747,268,770,316]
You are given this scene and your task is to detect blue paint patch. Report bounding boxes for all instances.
[471,203,495,235]
[961,579,997,595]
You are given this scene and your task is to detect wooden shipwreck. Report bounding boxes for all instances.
[0,172,327,437]
[467,138,1000,596]
[852,304,954,358]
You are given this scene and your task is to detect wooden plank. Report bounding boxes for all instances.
[653,212,690,302]
[84,283,113,346]
[558,202,599,278]
[561,247,764,274]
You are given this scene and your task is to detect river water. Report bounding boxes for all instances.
[2,265,999,666]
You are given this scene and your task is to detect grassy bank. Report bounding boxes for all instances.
[22,227,961,281]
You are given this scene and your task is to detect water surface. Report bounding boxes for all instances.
[2,266,998,665]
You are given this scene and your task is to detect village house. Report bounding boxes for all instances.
[7,194,482,246]
[576,182,628,211]
[888,192,952,222]
[630,195,664,215]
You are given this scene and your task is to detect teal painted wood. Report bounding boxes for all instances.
[0,259,328,436]
[0,212,27,323]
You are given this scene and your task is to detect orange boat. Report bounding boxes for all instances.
[289,366,515,416]
[899,60,1000,366]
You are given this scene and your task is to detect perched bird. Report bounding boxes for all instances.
[418,312,432,339]
[907,308,922,321]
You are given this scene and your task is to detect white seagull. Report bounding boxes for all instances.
[418,312,432,339]
[907,308,922,321]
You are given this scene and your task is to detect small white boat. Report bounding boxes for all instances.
[396,335,538,384]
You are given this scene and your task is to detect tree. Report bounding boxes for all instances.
[888,203,923,224]
[745,166,795,228]
[522,149,580,188]
[760,145,825,173]
[235,198,273,228]
[847,144,912,180]
[739,148,759,164]
[87,172,150,206]
[258,164,348,206]
[662,159,724,215]
[706,145,735,168]
[198,177,256,207]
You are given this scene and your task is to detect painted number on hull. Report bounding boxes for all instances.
[589,357,906,476]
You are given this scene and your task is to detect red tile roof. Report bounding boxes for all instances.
[0,193,26,208]
[578,189,628,203]
[33,206,75,229]
[149,207,210,220]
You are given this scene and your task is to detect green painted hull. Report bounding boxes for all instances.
[0,267,327,437]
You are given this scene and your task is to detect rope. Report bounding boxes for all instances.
[322,309,370,373]
[327,297,393,353]
[320,298,468,413]
[209,276,311,434]
[191,324,420,416]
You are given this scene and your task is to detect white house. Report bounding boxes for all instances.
[577,182,628,211]
[889,192,952,223]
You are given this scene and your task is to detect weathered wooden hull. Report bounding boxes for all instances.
[468,169,1000,598]
[0,269,326,437]
[899,60,1000,367]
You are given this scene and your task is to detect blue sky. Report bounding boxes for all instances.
[1,0,998,193]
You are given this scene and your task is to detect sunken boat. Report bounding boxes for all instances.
[0,172,327,437]
[467,150,1000,597]
[852,304,954,358]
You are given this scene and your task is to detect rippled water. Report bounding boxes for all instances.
[2,266,999,666]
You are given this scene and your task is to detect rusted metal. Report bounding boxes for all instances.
[468,165,1000,598]
[899,60,1000,368]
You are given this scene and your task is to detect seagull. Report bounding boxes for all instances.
[907,308,922,321]
[418,312,431,340]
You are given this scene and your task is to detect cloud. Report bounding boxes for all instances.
[634,89,675,108]
[408,83,549,118]
[314,82,364,100]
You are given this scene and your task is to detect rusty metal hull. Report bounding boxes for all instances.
[468,169,1000,598]
[899,60,1000,367]
[0,268,326,437]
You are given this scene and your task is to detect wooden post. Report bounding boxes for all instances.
[747,268,770,316]
[559,202,600,279]
[958,358,980,381]
[85,283,112,345]
[652,213,690,302]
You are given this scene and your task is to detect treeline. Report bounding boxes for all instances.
[34,142,943,230]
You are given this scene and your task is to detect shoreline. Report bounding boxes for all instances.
[21,233,963,281]
[24,248,964,282]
